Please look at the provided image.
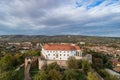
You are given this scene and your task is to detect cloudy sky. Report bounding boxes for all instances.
[0,0,120,37]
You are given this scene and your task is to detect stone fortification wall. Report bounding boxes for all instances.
[38,58,67,70]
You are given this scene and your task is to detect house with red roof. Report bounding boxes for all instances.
[41,43,82,60]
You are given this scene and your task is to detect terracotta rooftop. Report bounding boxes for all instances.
[43,44,80,50]
[114,67,120,72]
[110,59,118,63]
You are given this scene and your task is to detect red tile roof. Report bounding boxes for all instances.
[43,44,80,50]
[114,67,120,72]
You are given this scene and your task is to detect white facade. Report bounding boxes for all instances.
[41,45,82,60]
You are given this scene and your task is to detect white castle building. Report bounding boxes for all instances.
[41,44,82,60]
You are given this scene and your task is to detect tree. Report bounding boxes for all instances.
[65,69,79,80]
[67,56,78,69]
[87,72,99,80]
[0,70,16,80]
[93,58,104,70]
[46,62,60,72]
[34,71,48,80]
[77,60,82,68]
[13,53,24,66]
[0,54,14,72]
[76,70,86,80]
[99,69,119,80]
[82,60,92,74]
[107,75,119,80]
[48,69,62,80]
[105,61,112,69]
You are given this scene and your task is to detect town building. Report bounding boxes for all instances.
[8,42,21,48]
[41,44,82,60]
[110,59,120,72]
[21,42,32,50]
[110,59,120,67]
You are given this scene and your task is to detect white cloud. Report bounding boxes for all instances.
[0,0,120,36]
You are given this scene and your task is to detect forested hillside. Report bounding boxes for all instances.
[0,35,120,44]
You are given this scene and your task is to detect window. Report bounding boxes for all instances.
[76,52,78,56]
[60,54,61,56]
[76,52,79,56]
[56,54,58,58]
[78,52,80,56]
[64,54,65,56]
[60,57,61,59]
[67,54,69,56]
[74,54,76,56]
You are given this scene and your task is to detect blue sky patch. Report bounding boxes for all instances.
[86,0,105,9]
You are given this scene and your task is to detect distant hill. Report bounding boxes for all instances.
[0,35,120,45]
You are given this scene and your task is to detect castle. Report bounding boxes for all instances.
[41,44,83,60]
[25,43,92,70]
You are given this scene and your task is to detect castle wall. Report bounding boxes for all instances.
[38,57,67,70]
